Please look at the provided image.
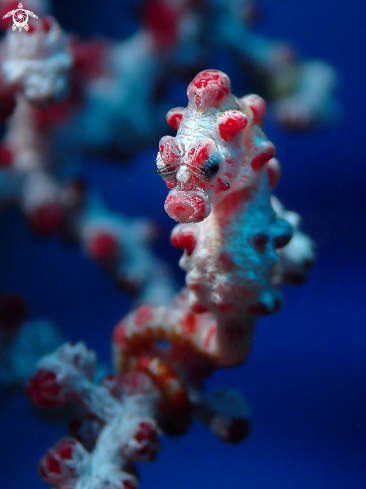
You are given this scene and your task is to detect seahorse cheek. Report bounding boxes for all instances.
[164,191,211,223]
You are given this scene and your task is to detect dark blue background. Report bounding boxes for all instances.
[0,1,365,488]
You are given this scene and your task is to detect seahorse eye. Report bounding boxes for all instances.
[202,156,220,179]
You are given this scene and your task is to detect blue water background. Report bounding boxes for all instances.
[0,0,365,488]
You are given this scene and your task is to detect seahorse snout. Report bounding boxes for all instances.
[164,190,211,223]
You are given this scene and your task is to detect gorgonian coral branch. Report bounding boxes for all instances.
[28,70,315,489]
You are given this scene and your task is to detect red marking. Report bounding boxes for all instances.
[87,232,118,262]
[159,136,181,165]
[32,101,70,125]
[180,313,197,335]
[171,231,197,255]
[39,438,78,484]
[217,178,231,191]
[41,18,53,32]
[54,438,76,460]
[135,305,154,327]
[218,111,248,141]
[28,202,64,237]
[166,108,183,130]
[188,70,230,109]
[188,141,211,168]
[0,294,27,331]
[265,158,281,189]
[165,192,210,223]
[113,323,127,346]
[188,281,201,291]
[136,421,159,444]
[191,302,208,313]
[0,145,13,168]
[243,94,267,125]
[70,38,108,80]
[204,325,215,349]
[26,23,35,34]
[218,251,235,271]
[123,481,137,489]
[39,454,61,481]
[190,194,208,220]
[26,369,63,408]
[141,0,180,50]
[251,143,275,171]
[166,182,175,189]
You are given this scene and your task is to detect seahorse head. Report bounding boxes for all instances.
[157,70,277,223]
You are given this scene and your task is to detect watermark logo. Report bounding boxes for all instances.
[2,2,38,32]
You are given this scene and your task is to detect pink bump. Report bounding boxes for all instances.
[135,305,154,327]
[251,143,275,171]
[242,94,267,125]
[87,232,118,262]
[187,70,230,109]
[218,111,248,141]
[171,231,197,255]
[166,107,184,130]
[265,158,281,189]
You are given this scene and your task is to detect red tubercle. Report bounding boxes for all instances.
[166,182,175,189]
[39,438,79,484]
[166,107,184,130]
[26,369,64,408]
[28,202,64,237]
[0,145,13,168]
[70,38,108,80]
[191,302,208,314]
[191,70,229,95]
[140,0,181,50]
[135,421,159,444]
[135,305,154,327]
[123,481,137,489]
[218,111,248,141]
[242,94,267,126]
[188,70,230,109]
[251,143,275,172]
[203,325,216,350]
[54,438,77,461]
[180,312,197,335]
[41,17,53,33]
[188,141,211,168]
[25,23,36,34]
[170,231,197,256]
[113,322,127,346]
[159,136,181,165]
[0,293,27,331]
[265,158,281,189]
[87,232,118,262]
[188,281,201,291]
[218,251,235,271]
